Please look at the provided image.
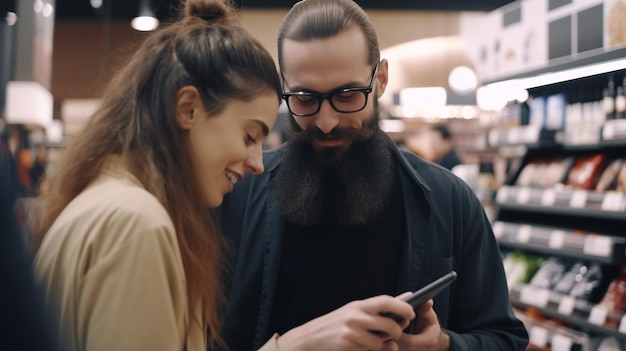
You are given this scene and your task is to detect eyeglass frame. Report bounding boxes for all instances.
[281,64,379,117]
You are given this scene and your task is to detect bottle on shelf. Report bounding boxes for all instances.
[616,78,626,120]
[603,76,616,120]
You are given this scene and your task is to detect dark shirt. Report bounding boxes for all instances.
[438,149,462,171]
[267,179,405,337]
[217,142,529,351]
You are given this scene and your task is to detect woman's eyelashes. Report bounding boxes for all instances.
[246,134,257,145]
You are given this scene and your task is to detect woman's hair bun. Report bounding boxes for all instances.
[183,0,238,25]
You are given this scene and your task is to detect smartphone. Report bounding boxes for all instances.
[381,271,457,323]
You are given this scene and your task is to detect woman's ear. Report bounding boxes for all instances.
[176,85,201,130]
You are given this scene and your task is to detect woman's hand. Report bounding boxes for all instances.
[277,294,415,351]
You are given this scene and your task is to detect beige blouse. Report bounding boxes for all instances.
[34,156,280,351]
[34,156,206,350]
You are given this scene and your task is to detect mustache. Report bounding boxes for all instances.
[293,124,375,143]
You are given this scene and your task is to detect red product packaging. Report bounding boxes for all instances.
[566,154,607,190]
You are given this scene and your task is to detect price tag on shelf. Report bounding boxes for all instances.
[529,326,549,348]
[583,236,612,257]
[551,334,573,351]
[524,125,540,143]
[557,295,576,315]
[569,190,588,208]
[589,305,608,326]
[602,192,625,212]
[541,188,557,207]
[619,315,626,334]
[549,230,566,250]
[603,121,616,140]
[508,128,520,144]
[520,285,549,307]
[492,222,504,239]
[516,187,531,204]
[488,130,500,147]
[516,225,533,243]
[496,187,509,204]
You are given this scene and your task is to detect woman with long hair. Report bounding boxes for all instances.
[30,0,282,349]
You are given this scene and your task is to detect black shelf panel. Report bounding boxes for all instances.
[494,221,626,264]
[488,121,626,151]
[498,202,626,221]
[496,186,626,222]
[601,120,626,147]
[483,47,626,85]
[510,284,626,342]
[488,126,559,148]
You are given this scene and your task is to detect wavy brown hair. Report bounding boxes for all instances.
[29,0,281,347]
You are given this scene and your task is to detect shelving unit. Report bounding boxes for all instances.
[510,284,626,342]
[487,62,626,351]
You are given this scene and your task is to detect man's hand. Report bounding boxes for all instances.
[276,294,415,351]
[396,300,450,351]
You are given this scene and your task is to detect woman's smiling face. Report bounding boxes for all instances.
[179,87,279,207]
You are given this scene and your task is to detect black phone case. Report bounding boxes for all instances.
[381,271,457,323]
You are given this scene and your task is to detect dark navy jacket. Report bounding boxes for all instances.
[217,143,528,351]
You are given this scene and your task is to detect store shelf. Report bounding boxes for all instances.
[494,221,626,264]
[496,186,626,221]
[519,314,589,351]
[482,47,626,85]
[488,126,559,148]
[510,284,626,342]
[487,121,626,152]
[601,120,626,147]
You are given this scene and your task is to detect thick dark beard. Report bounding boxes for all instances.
[270,112,395,227]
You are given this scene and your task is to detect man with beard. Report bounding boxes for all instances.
[216,0,529,350]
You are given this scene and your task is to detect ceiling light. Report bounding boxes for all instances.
[487,58,626,90]
[131,16,159,31]
[42,3,53,17]
[448,66,478,94]
[6,12,17,26]
[399,87,447,109]
[90,0,103,9]
[33,0,43,13]
[132,0,159,31]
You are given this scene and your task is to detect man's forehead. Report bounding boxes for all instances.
[281,46,371,92]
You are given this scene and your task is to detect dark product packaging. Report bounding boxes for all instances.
[600,265,626,313]
[567,262,605,302]
[529,257,569,290]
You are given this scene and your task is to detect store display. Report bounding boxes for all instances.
[604,77,617,121]
[529,257,569,290]
[616,80,626,120]
[599,265,626,315]
[503,251,544,289]
[567,262,604,303]
[491,68,626,348]
[596,159,624,192]
[565,154,606,190]
[617,163,626,194]
[596,337,623,351]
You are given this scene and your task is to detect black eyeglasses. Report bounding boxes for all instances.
[282,64,378,117]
